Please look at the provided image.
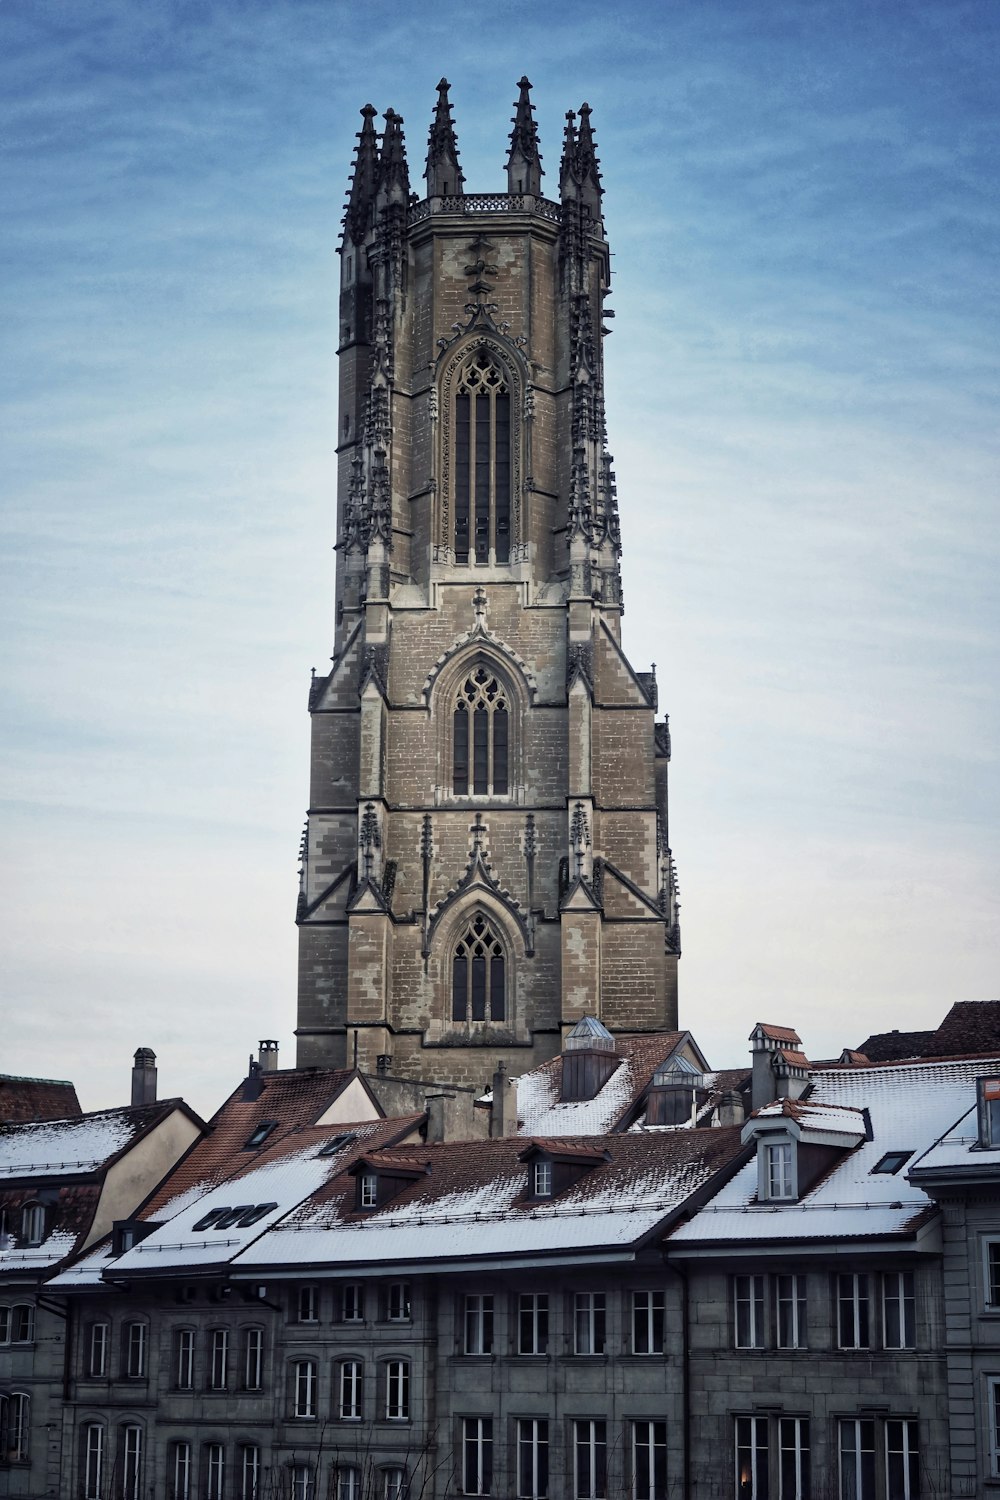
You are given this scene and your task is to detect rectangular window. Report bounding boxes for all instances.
[210,1328,229,1390]
[292,1465,315,1500]
[517,1418,549,1499]
[775,1275,807,1350]
[574,1419,608,1500]
[882,1272,916,1350]
[885,1420,919,1500]
[475,392,490,563]
[361,1172,379,1209]
[464,1294,494,1355]
[632,1420,667,1500]
[472,706,489,798]
[388,1282,411,1321]
[778,1417,810,1500]
[206,1443,226,1500]
[170,1441,191,1500]
[977,1075,1000,1147]
[242,1327,263,1390]
[574,1292,606,1355]
[342,1283,365,1322]
[494,393,510,563]
[462,1416,493,1495]
[1,1392,30,1464]
[735,1416,769,1500]
[386,1359,410,1420]
[121,1425,143,1500]
[632,1291,666,1355]
[83,1424,105,1500]
[297,1285,319,1323]
[293,1360,317,1419]
[838,1419,875,1500]
[518,1293,549,1356]
[765,1141,795,1199]
[0,1307,7,1344]
[340,1359,363,1420]
[175,1328,194,1390]
[124,1322,147,1379]
[837,1274,870,1350]
[989,1377,1000,1480]
[734,1276,766,1349]
[240,1446,261,1500]
[383,1467,406,1500]
[89,1322,109,1378]
[11,1305,34,1343]
[455,394,471,564]
[985,1240,1000,1309]
[533,1160,552,1197]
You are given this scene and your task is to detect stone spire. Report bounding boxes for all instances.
[506,76,542,195]
[425,78,465,198]
[560,101,602,217]
[376,109,410,205]
[345,103,379,243]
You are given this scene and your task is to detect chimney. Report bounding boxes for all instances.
[258,1040,279,1073]
[426,1092,460,1143]
[750,1023,807,1111]
[243,1057,263,1103]
[131,1048,157,1107]
[490,1062,518,1138]
[717,1090,745,1128]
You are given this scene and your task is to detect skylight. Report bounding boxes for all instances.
[318,1132,358,1157]
[191,1203,279,1232]
[243,1121,278,1150]
[871,1151,913,1175]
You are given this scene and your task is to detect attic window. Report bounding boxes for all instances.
[977,1077,1000,1149]
[20,1203,46,1245]
[760,1140,796,1201]
[192,1204,278,1233]
[532,1160,552,1198]
[359,1172,378,1210]
[244,1121,278,1150]
[318,1132,358,1157]
[872,1150,913,1176]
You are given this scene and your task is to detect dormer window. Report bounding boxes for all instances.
[533,1161,552,1198]
[760,1140,796,1201]
[647,1055,704,1126]
[359,1173,378,1210]
[20,1203,45,1246]
[978,1077,1000,1149]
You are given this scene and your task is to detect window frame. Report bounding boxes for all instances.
[451,911,508,1026]
[123,1320,148,1380]
[205,1441,226,1500]
[0,1390,30,1464]
[292,1358,318,1420]
[573,1418,608,1500]
[463,1294,494,1356]
[573,1292,607,1357]
[339,1358,363,1421]
[760,1140,796,1201]
[631,1419,667,1500]
[461,1415,494,1496]
[387,1282,411,1322]
[83,1420,106,1500]
[518,1292,549,1357]
[209,1327,229,1391]
[734,1275,766,1350]
[836,1273,871,1351]
[984,1238,1000,1311]
[174,1327,195,1390]
[988,1375,1000,1480]
[385,1358,410,1421]
[171,1439,192,1500]
[240,1444,261,1500]
[296,1285,319,1323]
[838,1417,876,1500]
[341,1283,365,1322]
[631,1290,666,1356]
[882,1270,916,1350]
[20,1202,45,1246]
[88,1320,110,1377]
[775,1274,808,1351]
[120,1422,143,1500]
[517,1417,549,1500]
[241,1325,264,1391]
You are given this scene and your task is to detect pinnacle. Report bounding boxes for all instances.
[506,75,542,194]
[425,77,464,195]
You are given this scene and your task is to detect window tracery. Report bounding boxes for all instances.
[452,913,506,1024]
[453,668,508,796]
[454,350,511,564]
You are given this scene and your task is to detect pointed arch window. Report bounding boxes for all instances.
[452,914,506,1024]
[454,668,508,796]
[454,351,511,564]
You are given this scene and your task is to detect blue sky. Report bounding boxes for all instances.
[2,0,997,1115]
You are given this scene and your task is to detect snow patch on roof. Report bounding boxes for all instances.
[0,1111,139,1178]
[518,1057,635,1135]
[1,1227,78,1271]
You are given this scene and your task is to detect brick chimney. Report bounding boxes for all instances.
[131,1047,157,1107]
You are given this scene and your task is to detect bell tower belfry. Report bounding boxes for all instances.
[296,81,681,1084]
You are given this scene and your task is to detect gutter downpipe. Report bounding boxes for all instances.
[665,1257,691,1498]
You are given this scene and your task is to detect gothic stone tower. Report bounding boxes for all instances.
[296,80,680,1085]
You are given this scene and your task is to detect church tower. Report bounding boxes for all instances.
[296,81,681,1085]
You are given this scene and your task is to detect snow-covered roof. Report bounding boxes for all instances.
[670,1056,995,1248]
[0,1108,151,1178]
[232,1129,745,1273]
[517,1033,688,1135]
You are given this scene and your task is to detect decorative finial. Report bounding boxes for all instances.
[425,78,465,197]
[344,103,380,242]
[376,109,410,203]
[506,76,542,196]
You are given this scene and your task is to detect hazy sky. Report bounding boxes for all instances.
[2,0,997,1118]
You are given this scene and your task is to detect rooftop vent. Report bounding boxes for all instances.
[647,1054,703,1126]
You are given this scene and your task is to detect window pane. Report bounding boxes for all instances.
[475,393,490,562]
[492,707,508,795]
[453,953,468,1022]
[494,393,510,563]
[455,394,470,562]
[473,706,489,795]
[489,952,505,1022]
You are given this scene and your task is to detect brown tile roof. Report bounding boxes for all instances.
[140,1066,419,1218]
[855,1028,936,1062]
[298,1127,746,1226]
[924,1001,1000,1057]
[753,1023,802,1044]
[773,1048,811,1069]
[519,1032,688,1132]
[0,1076,81,1122]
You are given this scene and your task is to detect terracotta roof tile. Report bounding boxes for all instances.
[754,1023,802,1044]
[0,1076,81,1122]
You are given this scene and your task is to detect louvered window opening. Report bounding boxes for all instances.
[453,668,508,796]
[455,352,511,564]
[452,914,506,1024]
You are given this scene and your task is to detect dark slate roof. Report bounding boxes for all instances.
[924,1001,1000,1057]
[855,1028,936,1062]
[0,1075,81,1122]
